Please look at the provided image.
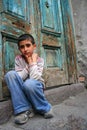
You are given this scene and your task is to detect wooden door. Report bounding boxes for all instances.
[34,0,77,87]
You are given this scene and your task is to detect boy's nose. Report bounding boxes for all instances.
[24,46,28,51]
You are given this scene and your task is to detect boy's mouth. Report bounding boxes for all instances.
[24,51,30,55]
[24,52,32,57]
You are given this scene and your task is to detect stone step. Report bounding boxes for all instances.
[0,83,85,124]
[45,83,85,105]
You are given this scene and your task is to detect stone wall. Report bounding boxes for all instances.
[71,0,87,83]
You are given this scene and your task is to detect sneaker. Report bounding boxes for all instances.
[28,109,35,118]
[44,108,54,119]
[15,109,35,124]
[15,111,29,124]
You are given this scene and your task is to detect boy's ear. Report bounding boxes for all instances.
[34,44,36,48]
[33,44,37,52]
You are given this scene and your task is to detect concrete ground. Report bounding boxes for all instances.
[0,83,87,130]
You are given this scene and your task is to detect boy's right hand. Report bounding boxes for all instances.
[25,53,38,64]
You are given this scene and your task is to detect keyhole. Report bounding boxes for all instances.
[45,1,49,8]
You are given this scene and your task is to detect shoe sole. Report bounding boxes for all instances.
[15,117,28,124]
[44,114,54,119]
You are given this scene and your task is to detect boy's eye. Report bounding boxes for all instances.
[19,44,31,49]
[26,44,31,47]
[19,45,24,49]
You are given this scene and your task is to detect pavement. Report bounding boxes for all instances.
[0,83,87,130]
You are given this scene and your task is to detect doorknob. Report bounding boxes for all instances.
[45,1,49,8]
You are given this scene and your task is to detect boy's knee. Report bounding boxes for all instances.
[23,79,37,92]
[5,70,17,79]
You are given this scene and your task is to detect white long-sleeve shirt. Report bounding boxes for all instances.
[15,55,44,85]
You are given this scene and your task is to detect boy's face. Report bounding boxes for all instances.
[18,39,36,58]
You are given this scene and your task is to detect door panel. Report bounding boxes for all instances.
[44,46,62,68]
[2,36,19,98]
[3,38,18,73]
[3,0,30,21]
[40,0,61,36]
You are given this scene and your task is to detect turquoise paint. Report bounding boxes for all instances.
[3,38,19,72]
[61,0,77,82]
[43,45,62,68]
[40,0,61,36]
[4,41,15,71]
[3,0,30,21]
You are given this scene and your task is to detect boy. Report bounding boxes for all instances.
[4,34,53,124]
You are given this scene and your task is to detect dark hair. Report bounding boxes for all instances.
[18,34,35,46]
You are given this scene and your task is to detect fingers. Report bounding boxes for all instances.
[32,53,38,62]
[25,53,38,64]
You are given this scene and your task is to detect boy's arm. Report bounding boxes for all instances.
[29,58,44,81]
[15,55,29,80]
[15,55,44,82]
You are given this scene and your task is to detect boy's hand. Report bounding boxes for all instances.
[32,53,38,62]
[26,53,38,64]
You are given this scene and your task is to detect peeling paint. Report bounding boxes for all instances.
[42,34,60,47]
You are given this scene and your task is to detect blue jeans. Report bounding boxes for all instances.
[4,71,51,115]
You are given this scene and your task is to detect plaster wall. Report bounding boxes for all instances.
[71,0,87,81]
